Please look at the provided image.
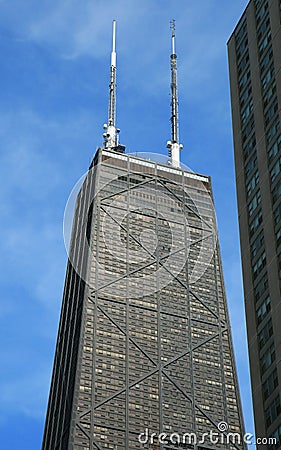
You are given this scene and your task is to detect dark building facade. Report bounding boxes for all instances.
[228,0,281,447]
[41,148,246,450]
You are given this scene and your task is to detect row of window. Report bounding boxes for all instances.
[255,0,269,25]
[252,250,266,280]
[263,369,279,401]
[251,230,264,258]
[256,295,271,325]
[269,423,281,450]
[258,318,273,350]
[260,343,275,375]
[265,395,281,428]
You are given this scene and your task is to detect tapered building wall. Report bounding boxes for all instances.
[42,148,245,450]
[228,0,281,446]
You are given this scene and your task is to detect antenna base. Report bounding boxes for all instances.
[167,141,183,168]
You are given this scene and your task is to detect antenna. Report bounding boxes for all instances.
[166,19,183,168]
[103,20,125,153]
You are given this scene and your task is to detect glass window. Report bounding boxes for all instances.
[260,47,273,73]
[242,118,255,143]
[255,1,269,24]
[262,64,275,91]
[268,135,281,161]
[254,272,268,301]
[267,117,280,145]
[240,83,252,108]
[270,157,281,183]
[262,368,278,400]
[248,190,261,216]
[258,318,273,349]
[241,98,254,125]
[256,296,271,325]
[258,30,271,55]
[250,209,263,237]
[238,51,250,75]
[274,204,281,226]
[235,19,247,45]
[251,230,264,257]
[252,250,266,279]
[272,179,281,204]
[265,99,278,126]
[243,134,256,161]
[269,424,281,450]
[257,15,270,40]
[276,228,281,247]
[247,170,259,197]
[260,343,275,375]
[265,395,281,428]
[239,68,251,90]
[236,36,249,60]
[263,82,276,108]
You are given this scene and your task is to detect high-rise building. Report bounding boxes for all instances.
[42,21,246,450]
[228,0,281,446]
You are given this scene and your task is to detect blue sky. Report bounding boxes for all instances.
[0,1,256,449]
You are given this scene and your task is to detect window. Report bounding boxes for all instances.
[258,30,271,55]
[260,47,273,73]
[265,395,281,428]
[260,343,275,375]
[272,179,281,204]
[248,190,261,216]
[236,37,249,60]
[235,19,247,45]
[256,295,271,325]
[245,151,257,179]
[270,157,281,183]
[250,209,263,237]
[269,425,281,450]
[262,64,275,91]
[263,369,279,400]
[265,99,278,127]
[241,98,254,124]
[255,1,269,24]
[240,84,252,108]
[238,51,249,75]
[276,228,281,247]
[247,170,259,197]
[267,118,280,145]
[268,135,281,161]
[258,318,273,349]
[274,204,281,226]
[239,68,251,89]
[263,82,276,108]
[257,15,270,40]
[243,134,256,161]
[254,272,268,301]
[252,250,266,279]
[242,118,255,143]
[251,230,264,257]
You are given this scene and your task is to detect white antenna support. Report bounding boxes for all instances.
[103,20,119,150]
[166,19,183,168]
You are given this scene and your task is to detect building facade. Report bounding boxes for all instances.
[228,0,281,447]
[41,148,246,450]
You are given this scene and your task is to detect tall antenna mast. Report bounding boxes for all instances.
[103,20,124,152]
[167,20,183,168]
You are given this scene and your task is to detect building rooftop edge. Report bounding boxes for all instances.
[93,147,210,183]
[226,0,252,45]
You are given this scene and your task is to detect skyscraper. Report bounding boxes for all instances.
[42,21,246,450]
[228,0,281,446]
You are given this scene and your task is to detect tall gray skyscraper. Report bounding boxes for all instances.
[228,0,281,447]
[42,21,246,450]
